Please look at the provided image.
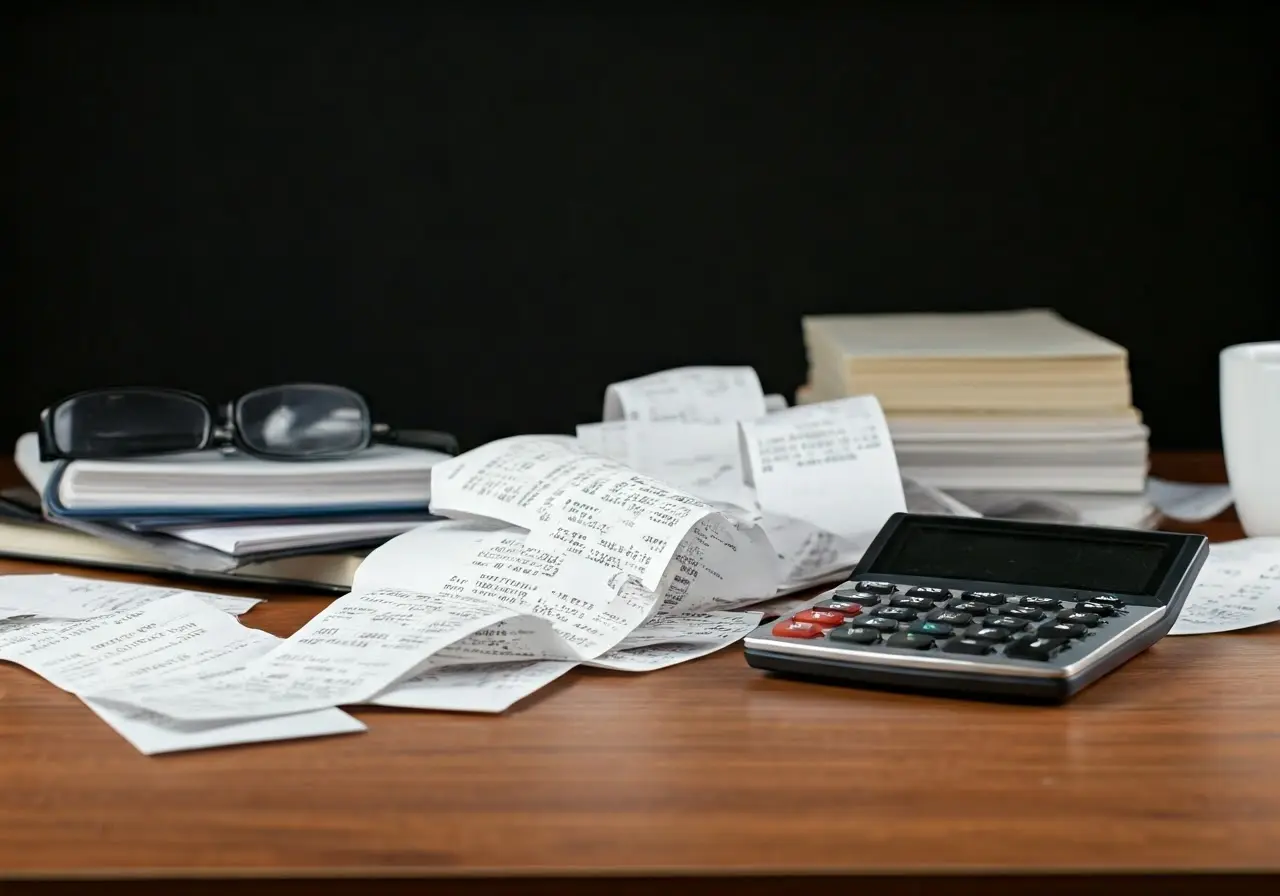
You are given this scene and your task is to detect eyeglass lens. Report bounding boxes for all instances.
[50,391,211,458]
[235,384,371,457]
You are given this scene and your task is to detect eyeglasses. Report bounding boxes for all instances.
[37,384,459,462]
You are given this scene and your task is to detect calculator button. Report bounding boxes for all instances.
[890,596,937,611]
[965,625,1011,642]
[927,609,973,626]
[885,632,936,650]
[948,600,990,616]
[998,605,1045,622]
[861,617,902,633]
[1076,601,1116,616]
[1017,596,1062,610]
[833,585,880,606]
[1087,595,1126,608]
[829,624,881,645]
[1005,635,1068,661]
[985,616,1031,632]
[874,606,919,622]
[1038,622,1087,639]
[772,620,828,639]
[852,581,897,595]
[943,638,994,656]
[905,586,948,599]
[1057,610,1101,627]
[794,609,847,627]
[814,599,863,617]
[962,591,1007,606]
[908,620,953,637]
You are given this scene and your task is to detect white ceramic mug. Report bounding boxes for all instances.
[1221,341,1280,536]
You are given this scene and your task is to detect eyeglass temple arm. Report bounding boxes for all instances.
[374,426,460,456]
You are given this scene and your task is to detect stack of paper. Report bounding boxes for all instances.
[800,308,1153,524]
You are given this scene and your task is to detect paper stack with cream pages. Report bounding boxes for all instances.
[799,308,1154,527]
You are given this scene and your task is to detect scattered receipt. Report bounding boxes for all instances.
[1169,538,1280,635]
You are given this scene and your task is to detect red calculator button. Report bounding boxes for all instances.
[771,620,828,639]
[793,609,847,627]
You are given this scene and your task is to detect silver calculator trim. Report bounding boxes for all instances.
[743,598,1167,681]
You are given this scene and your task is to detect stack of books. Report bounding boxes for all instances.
[799,308,1154,528]
[0,433,453,591]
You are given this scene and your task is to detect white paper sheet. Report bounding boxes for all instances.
[603,366,767,424]
[371,660,578,713]
[587,610,763,670]
[1147,477,1234,523]
[0,574,261,621]
[1169,538,1280,635]
[738,395,907,545]
[0,594,363,753]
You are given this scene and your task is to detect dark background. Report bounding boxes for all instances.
[3,2,1276,452]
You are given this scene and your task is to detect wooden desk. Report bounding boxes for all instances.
[1,454,1277,894]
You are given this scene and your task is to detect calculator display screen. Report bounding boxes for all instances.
[867,520,1176,595]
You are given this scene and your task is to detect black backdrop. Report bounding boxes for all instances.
[3,2,1277,452]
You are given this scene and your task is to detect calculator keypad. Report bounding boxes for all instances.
[765,586,1136,664]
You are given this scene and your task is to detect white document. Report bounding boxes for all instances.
[371,660,578,713]
[575,420,756,510]
[429,436,780,609]
[738,395,907,545]
[0,594,363,754]
[0,574,261,621]
[603,366,767,424]
[587,610,763,671]
[158,519,423,556]
[1147,477,1234,523]
[1169,538,1280,635]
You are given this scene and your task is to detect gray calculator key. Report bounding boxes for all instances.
[890,596,937,611]
[961,591,1007,606]
[885,632,936,650]
[1075,601,1116,616]
[985,616,1032,632]
[851,581,897,595]
[861,616,901,633]
[833,585,881,606]
[964,625,1011,642]
[927,609,973,626]
[1005,635,1067,661]
[942,638,994,656]
[1018,596,1062,610]
[874,606,919,622]
[1038,621,1087,639]
[1087,595,1126,609]
[948,600,990,616]
[905,586,948,599]
[1057,610,1101,627]
[998,605,1045,621]
[829,624,881,645]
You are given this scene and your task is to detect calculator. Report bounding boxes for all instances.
[743,512,1209,702]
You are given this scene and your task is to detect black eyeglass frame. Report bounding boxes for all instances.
[37,384,460,462]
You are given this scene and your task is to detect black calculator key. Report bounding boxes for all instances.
[965,625,1011,642]
[962,591,1007,606]
[1086,595,1126,609]
[908,620,953,637]
[927,609,973,626]
[998,605,1045,621]
[943,638,994,656]
[985,616,1031,632]
[815,599,865,615]
[861,616,901,633]
[852,581,897,595]
[948,600,990,616]
[885,632,936,650]
[829,624,881,645]
[1005,635,1067,661]
[1076,601,1116,616]
[874,606,919,622]
[1038,621,1087,639]
[905,586,947,599]
[1057,610,1101,627]
[833,585,881,606]
[1017,596,1062,611]
[890,596,937,611]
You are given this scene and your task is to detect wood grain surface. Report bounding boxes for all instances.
[1,453,1277,888]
